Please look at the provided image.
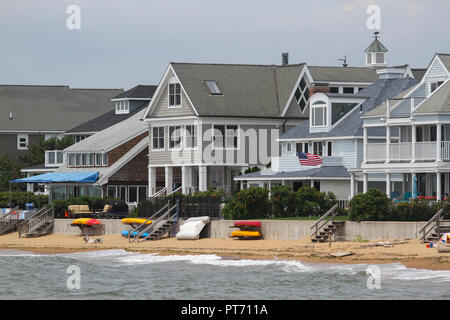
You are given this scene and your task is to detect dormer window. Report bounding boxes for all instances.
[168,83,181,107]
[205,80,222,95]
[115,100,129,114]
[311,101,327,127]
[430,81,444,94]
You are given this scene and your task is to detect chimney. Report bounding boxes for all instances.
[282,53,289,65]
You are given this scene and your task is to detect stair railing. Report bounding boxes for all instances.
[18,206,54,238]
[418,208,443,242]
[128,204,168,243]
[140,203,178,243]
[310,204,339,238]
[167,186,182,196]
[0,206,20,235]
[149,187,167,199]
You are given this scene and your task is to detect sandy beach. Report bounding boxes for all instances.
[1,233,449,271]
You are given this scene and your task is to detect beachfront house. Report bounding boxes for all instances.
[360,53,450,201]
[142,53,381,197]
[234,35,424,205]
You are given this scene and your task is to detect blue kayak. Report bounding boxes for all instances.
[121,230,149,238]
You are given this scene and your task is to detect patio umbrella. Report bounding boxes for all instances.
[412,174,418,199]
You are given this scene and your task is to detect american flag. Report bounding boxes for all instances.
[297,152,323,166]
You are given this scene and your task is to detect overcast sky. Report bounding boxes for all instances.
[1,0,449,90]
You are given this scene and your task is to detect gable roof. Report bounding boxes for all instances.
[65,101,148,134]
[167,62,306,118]
[413,80,450,114]
[63,108,147,153]
[280,77,418,139]
[308,66,378,83]
[112,85,157,100]
[437,53,450,72]
[0,85,123,132]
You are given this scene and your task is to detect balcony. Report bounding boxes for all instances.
[366,141,450,162]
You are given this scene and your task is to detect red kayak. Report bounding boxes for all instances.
[234,221,261,228]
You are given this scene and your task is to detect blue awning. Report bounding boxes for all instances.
[11,172,99,183]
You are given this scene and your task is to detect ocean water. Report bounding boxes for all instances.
[0,249,449,300]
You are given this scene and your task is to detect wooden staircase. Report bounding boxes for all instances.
[18,207,54,238]
[310,204,342,243]
[145,219,178,241]
[419,208,449,243]
[0,207,20,235]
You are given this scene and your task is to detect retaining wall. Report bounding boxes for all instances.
[54,219,428,240]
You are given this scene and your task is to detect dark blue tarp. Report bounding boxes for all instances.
[10,172,99,183]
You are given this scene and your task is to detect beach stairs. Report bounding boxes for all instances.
[419,208,450,243]
[145,219,178,241]
[310,204,342,243]
[311,221,344,243]
[18,207,54,238]
[0,207,21,235]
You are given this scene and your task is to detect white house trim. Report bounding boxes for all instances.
[281,65,313,117]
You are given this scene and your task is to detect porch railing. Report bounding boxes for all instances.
[366,141,450,162]
[366,143,386,162]
[415,142,436,161]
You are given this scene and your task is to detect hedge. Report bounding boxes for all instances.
[223,186,341,220]
[0,191,48,209]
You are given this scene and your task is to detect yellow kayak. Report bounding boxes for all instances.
[231,230,261,238]
[121,218,152,225]
[71,218,100,226]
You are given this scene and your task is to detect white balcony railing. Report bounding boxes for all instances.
[390,142,412,161]
[366,143,386,162]
[366,141,450,162]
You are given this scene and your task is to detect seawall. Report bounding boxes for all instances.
[54,219,428,241]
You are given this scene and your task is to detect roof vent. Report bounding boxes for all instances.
[282,53,289,65]
[9,112,12,120]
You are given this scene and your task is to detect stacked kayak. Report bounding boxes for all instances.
[230,221,262,240]
[121,218,152,238]
[71,218,101,227]
[121,218,152,225]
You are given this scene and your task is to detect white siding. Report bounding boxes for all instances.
[320,180,350,200]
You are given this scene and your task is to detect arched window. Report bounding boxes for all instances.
[311,100,327,127]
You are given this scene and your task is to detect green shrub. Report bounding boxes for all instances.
[0,191,48,209]
[223,187,271,220]
[349,188,391,221]
[270,185,299,218]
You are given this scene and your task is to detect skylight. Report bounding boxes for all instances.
[205,80,222,95]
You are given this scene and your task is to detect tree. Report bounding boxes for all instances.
[0,155,24,192]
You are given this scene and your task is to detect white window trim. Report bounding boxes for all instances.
[116,100,130,114]
[17,134,28,150]
[107,185,118,198]
[212,124,240,150]
[310,104,328,128]
[152,126,165,151]
[102,153,108,166]
[168,83,182,108]
[184,124,198,150]
[168,125,182,150]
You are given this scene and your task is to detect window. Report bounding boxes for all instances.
[68,154,75,166]
[294,76,309,112]
[152,127,165,150]
[48,151,55,164]
[138,186,147,202]
[329,87,339,94]
[366,53,372,64]
[115,100,129,114]
[304,142,308,153]
[416,127,423,142]
[343,87,354,94]
[128,186,138,203]
[313,141,323,156]
[209,168,224,188]
[76,154,81,166]
[88,153,94,166]
[168,83,181,106]
[331,103,358,125]
[46,150,64,166]
[430,126,437,142]
[107,186,117,198]
[375,53,385,64]
[169,126,182,149]
[119,186,126,201]
[185,125,198,148]
[17,134,28,150]
[430,81,444,93]
[286,143,291,152]
[81,154,87,166]
[205,80,222,95]
[102,153,108,166]
[213,125,238,149]
[311,101,327,127]
[327,141,332,156]
[57,151,63,163]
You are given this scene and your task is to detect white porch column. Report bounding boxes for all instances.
[181,166,189,194]
[437,123,442,163]
[310,179,314,187]
[411,172,416,196]
[411,124,416,163]
[385,126,391,163]
[165,166,173,192]
[363,173,368,193]
[26,173,33,192]
[350,173,355,199]
[363,126,368,164]
[148,167,156,196]
[437,171,442,201]
[386,172,391,198]
[198,165,207,192]
[282,180,286,186]
[240,180,244,190]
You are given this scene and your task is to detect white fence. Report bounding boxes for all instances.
[366,141,450,162]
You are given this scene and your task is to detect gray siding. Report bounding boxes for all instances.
[0,133,42,159]
[426,59,448,80]
[151,84,195,118]
[332,139,359,169]
[391,82,428,118]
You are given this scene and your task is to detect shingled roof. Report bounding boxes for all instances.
[113,85,157,99]
[0,85,123,132]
